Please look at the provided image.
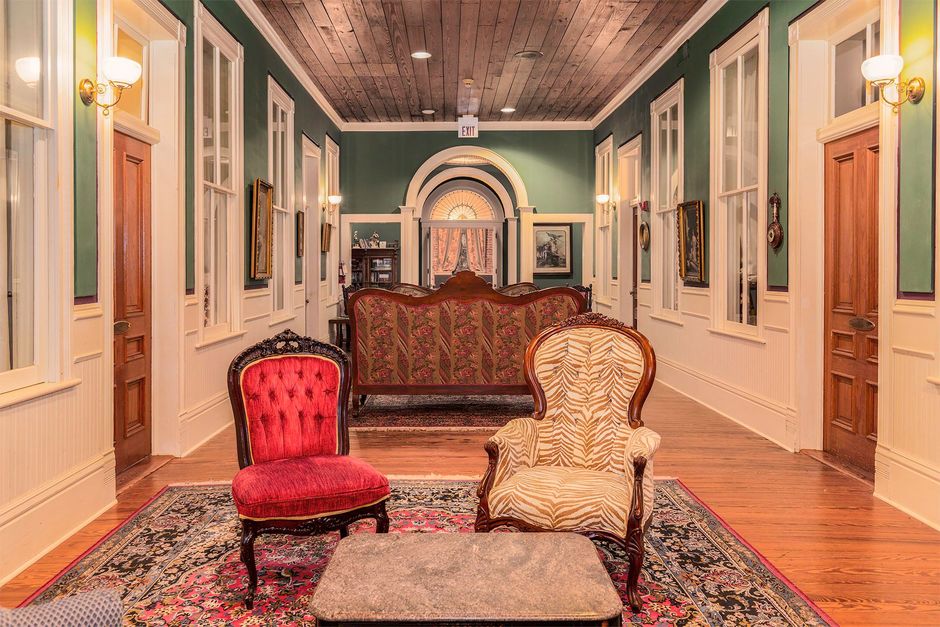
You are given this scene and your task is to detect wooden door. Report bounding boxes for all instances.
[824,126,879,477]
[113,131,152,474]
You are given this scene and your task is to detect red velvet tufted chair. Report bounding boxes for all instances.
[227,330,390,609]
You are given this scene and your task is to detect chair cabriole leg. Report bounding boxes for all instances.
[239,521,259,609]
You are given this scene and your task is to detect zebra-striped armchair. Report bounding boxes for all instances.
[475,313,660,612]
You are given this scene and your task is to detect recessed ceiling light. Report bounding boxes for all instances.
[411,51,432,59]
[421,109,435,115]
[514,50,543,60]
[500,106,516,113]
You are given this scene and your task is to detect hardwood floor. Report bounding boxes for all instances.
[2,383,939,624]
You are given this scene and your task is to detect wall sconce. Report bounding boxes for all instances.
[78,56,142,116]
[15,57,41,87]
[861,54,924,112]
[596,193,614,209]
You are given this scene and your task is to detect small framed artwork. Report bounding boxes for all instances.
[533,223,572,276]
[250,178,274,280]
[678,200,706,285]
[321,222,333,253]
[296,211,305,257]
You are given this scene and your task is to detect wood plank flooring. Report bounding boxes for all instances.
[2,383,939,625]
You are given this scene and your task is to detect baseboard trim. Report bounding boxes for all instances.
[657,358,795,452]
[0,452,116,586]
[874,445,940,531]
[179,392,232,457]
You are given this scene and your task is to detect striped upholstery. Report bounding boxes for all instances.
[486,325,660,530]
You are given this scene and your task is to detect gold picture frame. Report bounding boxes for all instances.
[250,178,274,280]
[321,222,333,253]
[678,200,705,285]
[296,211,305,257]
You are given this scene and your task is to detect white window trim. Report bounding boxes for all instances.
[194,5,244,345]
[321,135,340,307]
[268,75,295,324]
[595,136,613,305]
[650,78,684,321]
[0,0,71,397]
[708,8,769,339]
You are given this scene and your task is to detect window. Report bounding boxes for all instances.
[833,19,880,118]
[269,77,294,321]
[650,80,683,317]
[711,9,767,332]
[0,0,55,392]
[114,21,148,121]
[322,136,339,302]
[197,7,242,339]
[595,137,613,304]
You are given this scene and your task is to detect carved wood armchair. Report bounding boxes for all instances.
[227,330,390,609]
[475,313,659,611]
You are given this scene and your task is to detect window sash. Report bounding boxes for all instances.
[269,83,294,319]
[650,82,682,315]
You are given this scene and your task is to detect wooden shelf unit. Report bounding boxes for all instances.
[351,248,400,288]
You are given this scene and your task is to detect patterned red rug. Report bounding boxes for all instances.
[349,394,533,430]
[23,481,834,626]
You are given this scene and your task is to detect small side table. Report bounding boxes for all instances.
[328,317,350,351]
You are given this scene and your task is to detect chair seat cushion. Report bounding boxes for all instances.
[488,466,631,537]
[232,455,390,521]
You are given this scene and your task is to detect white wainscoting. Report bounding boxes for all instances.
[637,289,796,451]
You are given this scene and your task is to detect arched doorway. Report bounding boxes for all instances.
[422,180,504,287]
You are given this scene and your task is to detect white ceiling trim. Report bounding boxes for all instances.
[589,0,727,127]
[233,0,345,129]
[343,120,594,132]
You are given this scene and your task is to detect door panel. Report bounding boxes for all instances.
[114,131,152,474]
[823,126,878,477]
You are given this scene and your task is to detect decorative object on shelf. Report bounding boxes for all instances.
[352,230,360,247]
[638,221,651,251]
[78,56,143,116]
[379,241,387,249]
[640,200,650,213]
[249,178,274,280]
[678,200,705,285]
[533,223,572,276]
[861,54,924,112]
[370,231,381,249]
[767,192,784,251]
[392,239,400,249]
[358,238,367,249]
[321,223,333,253]
[296,211,305,257]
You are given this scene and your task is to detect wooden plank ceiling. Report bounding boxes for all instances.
[255,0,705,123]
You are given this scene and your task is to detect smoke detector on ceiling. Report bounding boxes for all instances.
[514,50,544,60]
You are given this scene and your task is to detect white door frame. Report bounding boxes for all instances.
[788,0,880,452]
[618,135,642,326]
[301,136,321,338]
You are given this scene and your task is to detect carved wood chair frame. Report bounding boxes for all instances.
[227,329,389,608]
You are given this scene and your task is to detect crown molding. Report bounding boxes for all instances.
[589,0,727,128]
[233,0,345,130]
[342,120,594,132]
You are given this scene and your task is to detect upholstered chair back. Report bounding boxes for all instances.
[526,314,655,474]
[228,331,351,468]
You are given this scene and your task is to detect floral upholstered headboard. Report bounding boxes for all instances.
[348,272,586,395]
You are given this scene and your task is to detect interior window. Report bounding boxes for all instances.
[834,20,880,117]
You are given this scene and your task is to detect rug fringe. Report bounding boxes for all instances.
[388,473,482,480]
[351,426,500,432]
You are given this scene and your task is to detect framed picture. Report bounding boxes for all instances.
[321,222,333,253]
[250,178,274,280]
[296,211,305,257]
[533,223,572,276]
[678,200,706,285]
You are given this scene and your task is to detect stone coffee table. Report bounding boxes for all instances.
[310,532,623,626]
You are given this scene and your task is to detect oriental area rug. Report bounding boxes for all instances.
[349,394,533,430]
[23,481,835,626]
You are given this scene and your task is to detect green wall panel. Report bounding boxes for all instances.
[74,0,98,300]
[898,0,936,295]
[340,131,594,215]
[594,0,813,289]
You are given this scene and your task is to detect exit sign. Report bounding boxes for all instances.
[458,115,479,138]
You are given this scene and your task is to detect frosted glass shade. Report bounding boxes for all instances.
[595,193,611,204]
[327,195,343,205]
[861,54,903,84]
[15,57,41,85]
[102,56,142,87]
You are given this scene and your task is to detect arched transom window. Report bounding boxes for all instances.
[429,189,496,221]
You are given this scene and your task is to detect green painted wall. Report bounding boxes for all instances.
[594,0,813,288]
[340,131,594,214]
[898,0,936,295]
[74,0,98,300]
[72,0,340,298]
